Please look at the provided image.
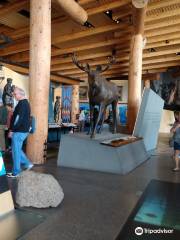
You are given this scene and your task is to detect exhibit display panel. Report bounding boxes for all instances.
[133,88,164,153]
[116,180,180,240]
[0,151,14,216]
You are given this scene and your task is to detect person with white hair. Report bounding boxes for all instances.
[7,86,33,178]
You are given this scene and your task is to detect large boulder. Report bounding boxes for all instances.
[16,171,64,208]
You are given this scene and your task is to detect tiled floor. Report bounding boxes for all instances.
[5,134,180,240]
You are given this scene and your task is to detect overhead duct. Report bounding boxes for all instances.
[55,0,88,25]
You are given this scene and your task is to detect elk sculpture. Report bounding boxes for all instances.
[72,52,119,138]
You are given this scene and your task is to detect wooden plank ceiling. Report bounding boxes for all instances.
[0,0,180,84]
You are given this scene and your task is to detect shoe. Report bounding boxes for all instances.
[6,173,19,178]
[25,164,34,171]
[172,168,180,172]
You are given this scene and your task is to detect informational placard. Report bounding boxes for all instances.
[133,88,164,152]
[116,180,180,239]
[0,151,6,176]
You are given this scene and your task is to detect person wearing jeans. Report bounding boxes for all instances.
[7,87,33,178]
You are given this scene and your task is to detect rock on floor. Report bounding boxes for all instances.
[16,171,64,208]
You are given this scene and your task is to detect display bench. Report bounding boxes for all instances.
[48,123,77,142]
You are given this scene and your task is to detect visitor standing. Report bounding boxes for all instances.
[7,87,33,177]
[79,109,85,132]
[170,111,180,172]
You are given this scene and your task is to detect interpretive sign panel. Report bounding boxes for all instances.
[133,88,164,152]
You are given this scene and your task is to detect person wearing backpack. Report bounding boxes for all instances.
[170,111,180,172]
[7,87,33,178]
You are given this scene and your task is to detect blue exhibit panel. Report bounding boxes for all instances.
[0,152,6,176]
[119,105,127,125]
[0,151,9,195]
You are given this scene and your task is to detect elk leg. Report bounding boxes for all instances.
[112,100,118,134]
[97,106,107,134]
[91,104,105,138]
[88,104,94,135]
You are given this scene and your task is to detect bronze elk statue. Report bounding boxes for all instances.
[72,52,119,138]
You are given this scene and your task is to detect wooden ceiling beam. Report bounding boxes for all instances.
[6,30,180,64]
[143,61,180,70]
[146,38,180,49]
[2,63,29,75]
[8,31,180,64]
[1,0,130,41]
[52,38,129,57]
[60,62,129,75]
[0,23,131,57]
[51,57,126,72]
[145,24,180,38]
[2,24,179,60]
[112,7,132,21]
[1,63,80,85]
[50,75,80,85]
[146,8,180,22]
[113,24,180,39]
[145,16,180,31]
[78,0,95,4]
[147,31,180,44]
[112,0,180,21]
[66,59,180,77]
[52,23,131,45]
[51,51,129,65]
[50,44,180,66]
[57,56,180,75]
[8,38,130,63]
[144,54,180,65]
[0,0,28,18]
[51,49,180,72]
[142,73,161,81]
[144,44,180,58]
[87,0,131,16]
[142,68,167,74]
[147,0,180,11]
[0,39,29,56]
[51,54,180,74]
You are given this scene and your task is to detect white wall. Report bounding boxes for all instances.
[159,110,174,133]
[80,79,128,103]
[112,80,128,103]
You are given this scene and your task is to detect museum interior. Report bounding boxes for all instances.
[0,0,180,239]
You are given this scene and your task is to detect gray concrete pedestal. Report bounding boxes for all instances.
[57,133,149,175]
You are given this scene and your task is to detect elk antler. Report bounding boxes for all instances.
[99,49,116,73]
[72,53,90,73]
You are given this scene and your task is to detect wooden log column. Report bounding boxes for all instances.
[27,0,51,164]
[127,1,148,133]
[55,0,88,25]
[71,85,79,124]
